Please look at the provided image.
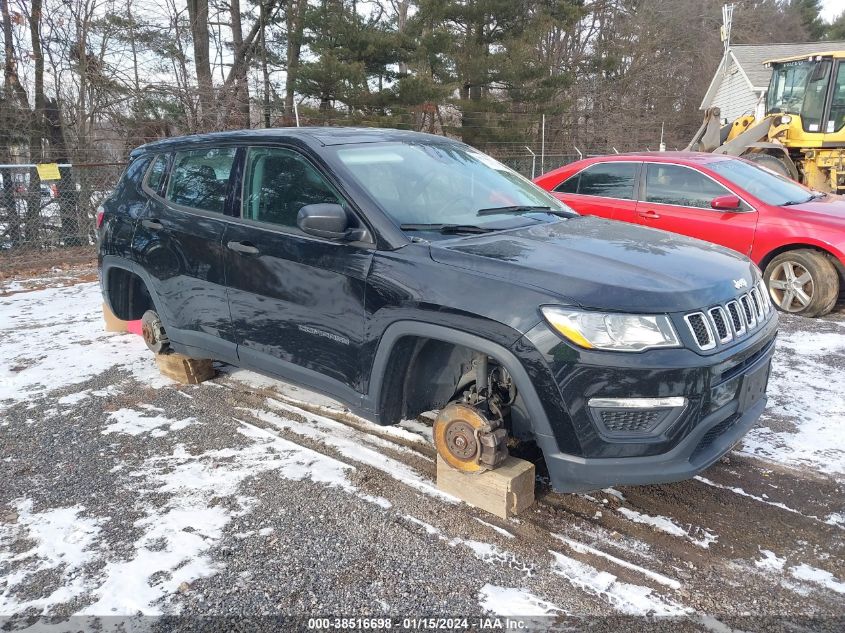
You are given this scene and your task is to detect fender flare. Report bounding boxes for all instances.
[366,321,555,440]
[758,240,845,270]
[100,254,168,329]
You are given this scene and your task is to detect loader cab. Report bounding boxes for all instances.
[765,52,845,137]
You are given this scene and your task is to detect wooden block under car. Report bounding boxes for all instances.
[154,353,215,384]
[436,455,535,519]
[102,302,128,333]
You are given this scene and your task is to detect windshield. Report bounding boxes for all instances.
[767,60,816,115]
[331,142,573,230]
[708,158,815,206]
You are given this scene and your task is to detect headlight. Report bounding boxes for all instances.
[540,307,680,352]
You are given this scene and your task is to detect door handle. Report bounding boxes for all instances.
[142,219,163,230]
[638,210,661,219]
[227,240,260,255]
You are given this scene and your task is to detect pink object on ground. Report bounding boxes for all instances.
[127,319,143,336]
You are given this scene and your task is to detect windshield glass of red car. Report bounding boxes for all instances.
[708,159,815,206]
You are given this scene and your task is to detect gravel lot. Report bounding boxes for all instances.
[1,267,843,632]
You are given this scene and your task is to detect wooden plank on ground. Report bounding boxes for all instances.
[102,303,128,333]
[155,353,215,384]
[436,455,535,519]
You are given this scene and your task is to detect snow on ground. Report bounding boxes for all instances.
[475,518,515,539]
[224,367,434,447]
[616,508,718,549]
[477,584,564,617]
[552,534,680,589]
[753,551,845,597]
[694,475,843,529]
[2,279,844,622]
[102,408,197,437]
[248,400,455,502]
[0,500,103,613]
[740,327,845,478]
[77,421,357,616]
[0,283,170,404]
[548,550,689,617]
[789,564,845,595]
[1,416,360,616]
[755,549,787,573]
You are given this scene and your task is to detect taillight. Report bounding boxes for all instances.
[50,183,59,198]
[96,206,105,229]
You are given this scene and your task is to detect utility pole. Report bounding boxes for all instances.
[721,3,734,76]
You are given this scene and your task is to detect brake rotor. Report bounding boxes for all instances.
[141,310,169,354]
[433,402,508,473]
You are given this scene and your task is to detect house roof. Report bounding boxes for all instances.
[733,42,845,89]
[700,41,845,109]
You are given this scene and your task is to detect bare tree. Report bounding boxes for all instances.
[187,0,215,129]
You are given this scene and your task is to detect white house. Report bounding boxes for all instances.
[700,41,845,123]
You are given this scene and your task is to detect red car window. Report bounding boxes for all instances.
[644,163,738,209]
[555,162,638,200]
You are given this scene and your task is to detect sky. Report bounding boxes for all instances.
[821,0,844,22]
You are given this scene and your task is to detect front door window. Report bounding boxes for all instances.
[644,164,737,209]
[243,147,343,228]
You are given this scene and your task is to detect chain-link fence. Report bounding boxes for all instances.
[0,163,124,269]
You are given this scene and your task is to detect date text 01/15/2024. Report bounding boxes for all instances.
[306,617,534,630]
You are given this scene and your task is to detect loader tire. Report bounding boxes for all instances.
[746,153,792,179]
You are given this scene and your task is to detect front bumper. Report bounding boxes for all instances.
[536,388,767,493]
[514,311,777,492]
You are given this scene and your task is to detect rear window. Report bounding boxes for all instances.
[555,162,638,200]
[165,148,236,213]
[146,155,169,193]
[111,155,152,202]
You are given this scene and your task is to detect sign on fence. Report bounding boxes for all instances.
[35,163,62,181]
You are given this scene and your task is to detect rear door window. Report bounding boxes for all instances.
[145,155,169,194]
[555,162,638,199]
[644,163,734,209]
[166,148,236,213]
[242,147,343,229]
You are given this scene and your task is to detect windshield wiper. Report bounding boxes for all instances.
[477,205,557,217]
[781,196,815,206]
[782,191,828,206]
[400,223,495,234]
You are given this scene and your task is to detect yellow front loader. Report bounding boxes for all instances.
[687,51,845,193]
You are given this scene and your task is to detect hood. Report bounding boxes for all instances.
[428,217,759,313]
[783,196,845,223]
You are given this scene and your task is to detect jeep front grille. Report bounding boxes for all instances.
[708,306,732,343]
[685,288,768,351]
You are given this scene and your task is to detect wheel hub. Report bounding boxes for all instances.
[141,310,169,354]
[433,402,508,473]
[769,260,814,312]
[444,421,478,460]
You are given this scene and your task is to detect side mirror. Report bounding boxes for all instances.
[711,194,741,211]
[297,203,350,239]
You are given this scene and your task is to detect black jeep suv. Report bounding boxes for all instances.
[98,128,777,492]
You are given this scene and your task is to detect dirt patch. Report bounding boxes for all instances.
[0,250,96,295]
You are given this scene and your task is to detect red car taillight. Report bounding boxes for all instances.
[96,206,105,229]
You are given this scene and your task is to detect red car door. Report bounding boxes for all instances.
[636,163,759,257]
[549,161,641,223]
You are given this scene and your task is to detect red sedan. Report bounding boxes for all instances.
[534,152,845,317]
